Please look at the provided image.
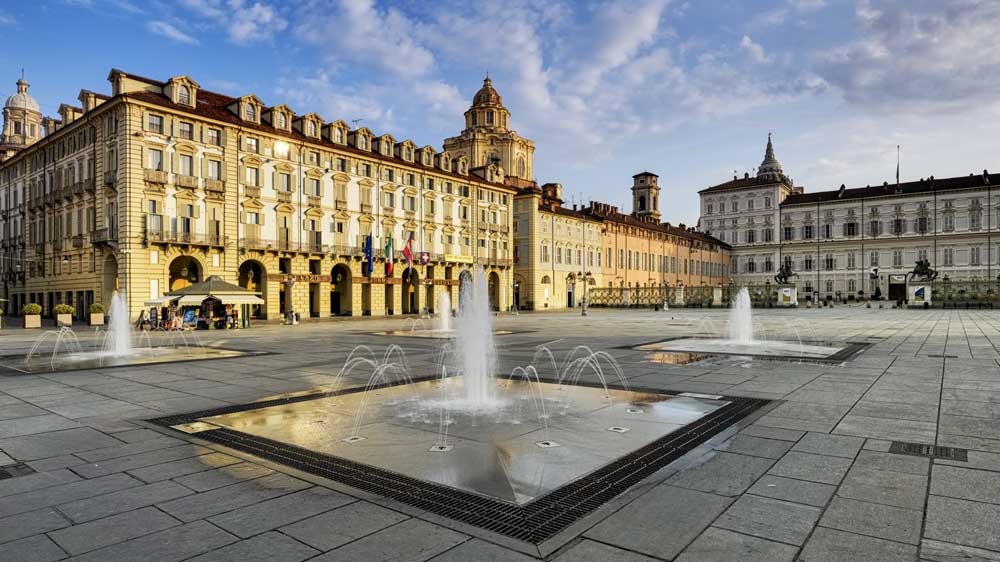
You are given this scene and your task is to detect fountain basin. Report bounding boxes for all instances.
[635,337,868,362]
[1,346,259,374]
[372,329,515,338]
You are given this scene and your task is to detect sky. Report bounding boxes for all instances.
[2,0,999,226]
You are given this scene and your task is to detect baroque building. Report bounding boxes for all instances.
[0,70,517,320]
[699,135,1000,301]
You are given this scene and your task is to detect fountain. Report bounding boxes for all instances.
[435,292,452,332]
[453,265,496,404]
[104,291,133,357]
[729,287,754,345]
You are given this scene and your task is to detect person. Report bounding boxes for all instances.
[224,305,233,330]
[150,306,159,330]
[231,307,239,329]
[136,309,148,331]
[873,285,882,301]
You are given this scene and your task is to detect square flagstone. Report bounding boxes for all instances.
[746,475,836,507]
[551,539,662,562]
[675,527,797,562]
[666,452,775,496]
[280,501,410,552]
[48,505,179,555]
[208,486,355,538]
[925,495,1000,551]
[586,485,732,560]
[837,465,928,510]
[931,465,1000,505]
[304,518,466,562]
[184,532,319,562]
[791,432,865,458]
[767,452,853,485]
[717,435,792,459]
[819,496,922,545]
[715,494,821,545]
[799,527,917,562]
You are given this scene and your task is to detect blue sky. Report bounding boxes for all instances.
[2,0,997,225]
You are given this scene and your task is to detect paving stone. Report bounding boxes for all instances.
[74,436,185,463]
[929,464,1000,505]
[767,451,853,485]
[666,452,774,496]
[920,538,1000,562]
[838,465,928,509]
[71,444,210,478]
[0,467,80,497]
[754,415,838,433]
[48,506,180,555]
[126,452,241,483]
[57,480,193,522]
[850,400,939,421]
[738,425,805,442]
[25,454,84,473]
[799,527,917,562]
[306,518,466,562]
[0,403,48,421]
[208,486,354,537]
[834,415,937,443]
[746,474,835,507]
[0,507,70,544]
[280,501,409,551]
[428,539,538,562]
[0,472,140,518]
[184,531,319,562]
[0,427,121,460]
[675,526,798,562]
[159,472,311,522]
[819,496,922,544]
[925,495,1000,551]
[2,534,68,562]
[172,462,274,492]
[587,485,732,560]
[936,449,1000,472]
[716,493,820,545]
[791,432,865,458]
[718,435,792,459]
[63,520,237,562]
[853,450,928,475]
[551,540,661,562]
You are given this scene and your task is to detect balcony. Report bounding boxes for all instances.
[243,185,261,199]
[330,244,362,256]
[61,186,74,200]
[307,195,322,208]
[334,198,348,210]
[360,203,373,214]
[52,239,63,251]
[144,169,168,185]
[176,175,198,189]
[205,179,225,194]
[46,192,57,207]
[91,228,118,246]
[83,178,96,194]
[72,182,84,197]
[276,191,292,204]
[146,229,226,247]
[72,235,85,249]
[104,170,117,186]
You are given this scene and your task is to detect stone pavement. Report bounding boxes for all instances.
[0,307,998,561]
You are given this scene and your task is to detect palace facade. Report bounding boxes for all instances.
[699,135,1000,301]
[0,71,518,320]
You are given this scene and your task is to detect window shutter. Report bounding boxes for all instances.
[258,211,265,226]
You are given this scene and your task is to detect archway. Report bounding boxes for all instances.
[458,269,473,307]
[101,253,118,308]
[488,271,500,311]
[567,273,576,308]
[402,267,419,314]
[168,256,202,292]
[238,260,266,319]
[513,274,525,310]
[330,263,353,316]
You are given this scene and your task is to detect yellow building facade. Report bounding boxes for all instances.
[0,70,516,321]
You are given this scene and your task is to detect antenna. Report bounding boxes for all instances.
[350,118,364,128]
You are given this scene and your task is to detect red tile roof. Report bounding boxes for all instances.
[782,172,998,206]
[699,175,789,194]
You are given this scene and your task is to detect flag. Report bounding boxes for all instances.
[402,233,414,266]
[385,236,394,275]
[363,234,373,274]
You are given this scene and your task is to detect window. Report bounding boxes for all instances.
[247,212,259,224]
[178,86,190,104]
[178,154,193,176]
[146,149,163,171]
[245,167,260,187]
[706,203,713,215]
[848,279,857,292]
[764,257,773,272]
[972,246,981,265]
[822,224,832,238]
[844,222,858,236]
[404,196,416,212]
[868,220,881,237]
[245,104,257,121]
[870,251,879,267]
[971,209,983,230]
[763,228,773,242]
[277,172,290,191]
[307,121,316,136]
[944,248,954,266]
[764,196,771,208]
[944,214,955,232]
[541,245,549,263]
[825,280,834,293]
[556,247,562,264]
[178,122,193,140]
[825,254,835,270]
[917,216,929,234]
[892,218,906,235]
[918,249,928,262]
[892,250,902,267]
[359,136,368,150]
[847,252,856,269]
[745,229,755,244]
[362,163,372,177]
[147,114,164,133]
[276,113,287,128]
[13,122,21,135]
[246,137,258,153]
[783,226,794,241]
[308,178,321,197]
[336,158,348,172]
[803,225,814,239]
[207,128,221,146]
[334,128,343,143]
[747,199,755,210]
[487,111,494,125]
[384,192,395,208]
[803,257,814,271]
[208,160,222,180]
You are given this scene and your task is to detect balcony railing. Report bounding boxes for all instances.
[360,203,373,214]
[83,178,96,194]
[146,229,226,247]
[91,228,117,245]
[177,175,198,189]
[334,198,348,210]
[144,169,168,184]
[243,186,261,198]
[205,179,225,193]
[52,239,63,251]
[276,191,292,203]
[61,186,74,200]
[72,182,84,197]
[104,170,117,186]
[72,235,85,249]
[307,195,322,208]
[330,244,362,256]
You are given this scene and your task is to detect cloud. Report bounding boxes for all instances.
[740,35,770,64]
[146,20,199,45]
[177,0,286,44]
[816,0,1000,110]
[0,11,14,25]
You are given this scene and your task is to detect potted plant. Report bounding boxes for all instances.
[22,303,42,328]
[90,303,106,326]
[53,304,75,327]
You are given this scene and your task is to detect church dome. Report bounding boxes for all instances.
[756,133,787,182]
[5,77,40,113]
[472,77,503,107]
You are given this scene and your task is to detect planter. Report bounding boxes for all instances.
[90,313,105,326]
[24,314,41,329]
[56,314,73,327]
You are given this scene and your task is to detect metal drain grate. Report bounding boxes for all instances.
[150,381,769,545]
[0,463,36,479]
[927,354,958,359]
[889,441,968,461]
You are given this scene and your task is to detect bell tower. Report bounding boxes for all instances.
[631,171,660,221]
[1,71,43,159]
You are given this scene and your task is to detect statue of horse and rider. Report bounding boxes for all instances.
[909,258,938,282]
[774,263,797,285]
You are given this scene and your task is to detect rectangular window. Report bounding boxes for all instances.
[146,149,163,171]
[207,128,221,146]
[178,122,194,140]
[847,252,856,269]
[178,154,193,176]
[892,250,902,267]
[208,160,222,180]
[246,167,260,187]
[822,224,832,238]
[971,246,981,265]
[870,251,879,267]
[404,196,416,212]
[944,248,954,266]
[309,178,321,196]
[246,138,258,153]
[917,217,929,234]
[844,222,858,236]
[246,212,259,224]
[384,192,395,208]
[147,114,164,134]
[277,173,290,191]
[783,226,793,241]
[803,225,814,239]
[764,197,771,208]
[337,158,348,172]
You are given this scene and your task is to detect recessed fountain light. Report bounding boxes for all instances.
[607,426,630,433]
[341,435,366,443]
[626,408,644,414]
[170,421,219,434]
[429,444,453,452]
[535,440,561,448]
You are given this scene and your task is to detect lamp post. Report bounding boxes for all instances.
[579,270,592,316]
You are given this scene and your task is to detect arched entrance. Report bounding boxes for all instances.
[458,269,473,307]
[513,275,524,310]
[169,256,202,292]
[238,260,266,319]
[102,253,118,307]
[330,263,353,316]
[401,267,419,314]
[567,273,576,308]
[488,271,500,311]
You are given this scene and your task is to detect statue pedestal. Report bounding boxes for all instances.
[777,286,798,307]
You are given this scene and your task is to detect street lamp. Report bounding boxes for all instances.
[579,270,592,316]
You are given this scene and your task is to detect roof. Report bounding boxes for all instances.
[166,275,257,296]
[699,175,788,194]
[633,171,659,178]
[581,206,730,249]
[782,172,998,206]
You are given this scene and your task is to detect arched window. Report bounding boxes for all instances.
[638,195,646,211]
[276,113,286,128]
[245,104,256,121]
[359,136,367,150]
[307,121,316,136]
[541,275,551,284]
[334,128,343,143]
[178,86,190,105]
[516,156,525,177]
